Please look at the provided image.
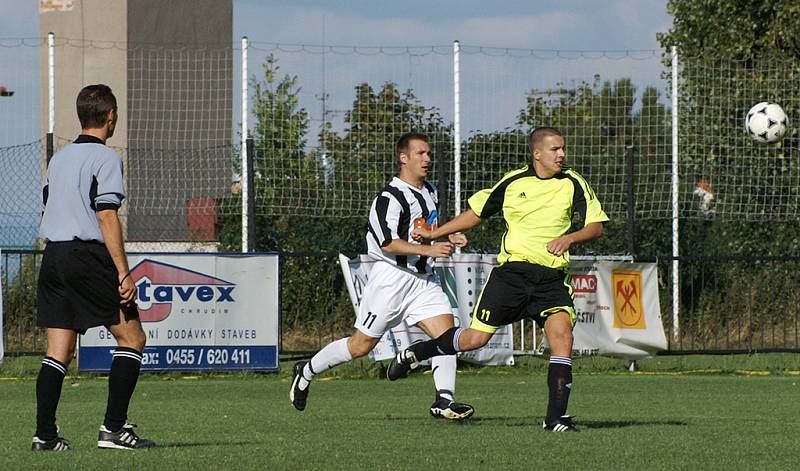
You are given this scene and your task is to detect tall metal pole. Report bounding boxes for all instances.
[453,40,461,218]
[241,36,249,253]
[671,45,680,344]
[246,138,256,251]
[47,32,55,164]
[435,142,448,225]
[625,145,637,258]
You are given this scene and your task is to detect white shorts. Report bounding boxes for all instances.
[355,261,453,338]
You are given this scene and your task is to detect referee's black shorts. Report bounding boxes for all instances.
[37,240,138,334]
[470,261,576,333]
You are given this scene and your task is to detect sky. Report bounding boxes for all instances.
[0,0,672,49]
[0,0,673,246]
[233,0,671,50]
[0,0,673,143]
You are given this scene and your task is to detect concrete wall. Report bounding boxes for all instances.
[125,0,232,241]
[40,0,233,243]
[39,0,128,147]
[127,0,231,46]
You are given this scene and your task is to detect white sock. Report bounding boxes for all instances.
[431,354,456,401]
[301,337,353,389]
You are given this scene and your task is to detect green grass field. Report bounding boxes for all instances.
[1,355,799,470]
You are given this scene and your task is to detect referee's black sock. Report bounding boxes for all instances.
[545,356,573,424]
[103,347,143,432]
[409,327,463,361]
[36,356,68,440]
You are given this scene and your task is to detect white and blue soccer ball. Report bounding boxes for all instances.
[745,102,788,143]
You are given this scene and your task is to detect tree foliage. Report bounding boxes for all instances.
[319,82,451,217]
[213,13,800,347]
[658,0,800,59]
[657,0,800,257]
[462,78,671,257]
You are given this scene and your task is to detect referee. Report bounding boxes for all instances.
[32,84,154,451]
[387,126,609,432]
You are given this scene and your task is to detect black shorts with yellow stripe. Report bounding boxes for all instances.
[470,261,576,333]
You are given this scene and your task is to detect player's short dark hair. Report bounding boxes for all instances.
[396,132,429,168]
[76,84,117,129]
[529,126,563,152]
[396,132,429,156]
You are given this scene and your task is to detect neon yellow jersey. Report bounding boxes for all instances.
[468,165,609,269]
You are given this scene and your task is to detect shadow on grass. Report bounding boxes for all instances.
[578,419,689,429]
[376,416,689,429]
[159,440,259,448]
[377,416,538,426]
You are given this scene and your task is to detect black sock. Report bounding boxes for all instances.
[409,327,462,361]
[103,347,143,432]
[36,357,67,440]
[545,356,573,424]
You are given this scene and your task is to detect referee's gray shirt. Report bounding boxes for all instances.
[39,135,125,242]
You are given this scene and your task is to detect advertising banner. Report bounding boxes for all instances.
[342,254,667,363]
[78,253,279,372]
[545,260,668,359]
[339,254,515,366]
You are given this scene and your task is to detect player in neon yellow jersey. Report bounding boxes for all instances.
[388,126,608,432]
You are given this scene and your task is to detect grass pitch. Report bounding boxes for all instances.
[1,355,798,470]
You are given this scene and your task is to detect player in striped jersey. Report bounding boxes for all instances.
[290,133,474,420]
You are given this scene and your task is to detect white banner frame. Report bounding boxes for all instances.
[342,254,667,364]
[339,254,515,366]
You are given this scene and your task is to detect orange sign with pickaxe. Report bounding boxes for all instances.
[612,270,646,329]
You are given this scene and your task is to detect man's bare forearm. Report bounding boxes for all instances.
[97,209,130,277]
[431,209,483,239]
[566,222,604,245]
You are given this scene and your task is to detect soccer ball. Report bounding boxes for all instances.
[745,102,788,143]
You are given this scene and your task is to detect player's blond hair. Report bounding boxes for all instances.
[529,127,563,152]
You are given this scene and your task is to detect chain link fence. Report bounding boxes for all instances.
[3,38,800,355]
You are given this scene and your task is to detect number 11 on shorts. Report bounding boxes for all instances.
[362,312,377,329]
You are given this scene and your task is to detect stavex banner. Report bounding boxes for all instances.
[78,253,280,372]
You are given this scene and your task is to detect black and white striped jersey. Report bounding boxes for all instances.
[366,177,439,275]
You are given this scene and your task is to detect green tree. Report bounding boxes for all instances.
[657,0,800,257]
[461,78,671,258]
[658,1,800,60]
[319,82,452,219]
[656,1,800,344]
[217,55,357,345]
[219,54,329,252]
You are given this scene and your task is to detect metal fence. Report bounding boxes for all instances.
[4,250,799,356]
[4,38,800,357]
[4,39,799,247]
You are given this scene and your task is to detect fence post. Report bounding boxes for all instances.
[241,36,249,253]
[452,40,461,219]
[246,137,256,252]
[46,32,55,165]
[435,141,449,225]
[625,145,637,257]
[671,45,680,344]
